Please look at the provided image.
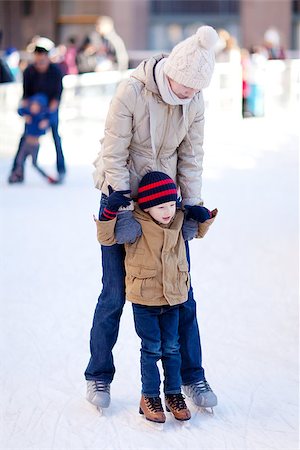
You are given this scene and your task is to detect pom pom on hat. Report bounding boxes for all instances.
[197,26,219,50]
[164,25,219,91]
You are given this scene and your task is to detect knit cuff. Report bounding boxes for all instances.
[100,207,117,221]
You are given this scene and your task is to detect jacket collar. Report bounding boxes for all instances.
[131,54,169,96]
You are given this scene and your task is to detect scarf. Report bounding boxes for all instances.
[154,58,193,129]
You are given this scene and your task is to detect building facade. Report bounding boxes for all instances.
[0,0,299,54]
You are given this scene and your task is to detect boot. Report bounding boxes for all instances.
[182,379,217,408]
[139,395,166,423]
[165,393,191,421]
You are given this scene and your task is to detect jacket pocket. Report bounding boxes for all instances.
[178,261,190,295]
[127,266,157,299]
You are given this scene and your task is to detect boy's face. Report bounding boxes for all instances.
[29,101,41,114]
[145,201,176,224]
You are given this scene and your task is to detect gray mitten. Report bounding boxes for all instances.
[115,211,142,244]
[182,218,198,241]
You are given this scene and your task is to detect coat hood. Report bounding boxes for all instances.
[131,53,168,96]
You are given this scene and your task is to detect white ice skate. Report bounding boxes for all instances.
[182,379,217,413]
[86,380,110,413]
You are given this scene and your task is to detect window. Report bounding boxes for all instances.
[151,0,239,15]
[22,0,33,16]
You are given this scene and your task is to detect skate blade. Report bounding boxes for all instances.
[96,406,103,415]
[166,412,191,427]
[199,406,214,415]
[174,419,191,428]
[201,406,215,416]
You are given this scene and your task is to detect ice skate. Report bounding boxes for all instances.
[86,380,110,411]
[182,379,217,412]
[56,172,66,184]
[8,170,24,184]
[47,175,59,185]
[165,393,191,421]
[139,395,166,424]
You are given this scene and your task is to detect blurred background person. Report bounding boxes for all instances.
[50,44,68,76]
[7,37,66,184]
[263,27,286,60]
[215,28,241,63]
[63,36,78,75]
[240,48,251,117]
[89,15,129,71]
[3,47,20,81]
[0,30,14,83]
[8,93,58,184]
[247,45,268,117]
[76,36,98,74]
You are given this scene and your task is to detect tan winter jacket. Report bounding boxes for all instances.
[95,207,189,306]
[95,206,218,306]
[93,54,206,206]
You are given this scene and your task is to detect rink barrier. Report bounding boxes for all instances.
[0,60,299,120]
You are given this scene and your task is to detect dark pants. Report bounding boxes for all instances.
[132,303,181,397]
[85,195,205,385]
[11,110,65,175]
[12,140,52,180]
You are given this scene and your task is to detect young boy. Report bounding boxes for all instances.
[8,93,58,184]
[94,171,217,423]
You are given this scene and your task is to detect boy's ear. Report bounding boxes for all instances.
[144,208,149,212]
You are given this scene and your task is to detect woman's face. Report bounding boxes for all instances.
[168,78,199,99]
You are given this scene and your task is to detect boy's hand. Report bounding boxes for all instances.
[182,219,198,241]
[39,119,49,130]
[115,211,142,244]
[185,205,212,223]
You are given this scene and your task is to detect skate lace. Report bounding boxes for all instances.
[166,393,187,411]
[93,381,110,394]
[145,396,163,412]
[191,379,212,394]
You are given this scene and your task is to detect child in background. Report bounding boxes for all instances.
[94,171,217,423]
[8,93,58,184]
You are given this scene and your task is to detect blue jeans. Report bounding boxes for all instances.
[132,303,181,397]
[84,195,205,384]
[50,110,65,175]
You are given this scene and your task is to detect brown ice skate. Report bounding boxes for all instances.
[139,395,166,423]
[165,393,191,421]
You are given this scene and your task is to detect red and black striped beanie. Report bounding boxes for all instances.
[137,171,178,210]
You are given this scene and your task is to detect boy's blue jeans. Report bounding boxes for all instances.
[85,195,205,385]
[132,303,181,397]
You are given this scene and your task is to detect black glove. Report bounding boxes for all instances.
[185,205,212,223]
[115,211,142,244]
[100,185,131,221]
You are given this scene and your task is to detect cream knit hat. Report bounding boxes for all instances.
[164,25,219,90]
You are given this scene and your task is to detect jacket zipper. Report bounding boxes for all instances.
[157,104,172,158]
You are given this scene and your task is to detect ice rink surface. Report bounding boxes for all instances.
[0,110,298,450]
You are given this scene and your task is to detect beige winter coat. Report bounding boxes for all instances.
[93,54,206,206]
[95,206,218,306]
